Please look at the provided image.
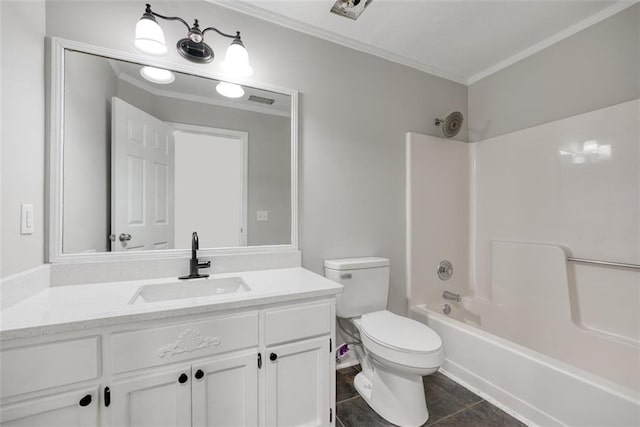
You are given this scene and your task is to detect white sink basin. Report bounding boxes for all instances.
[129,277,250,304]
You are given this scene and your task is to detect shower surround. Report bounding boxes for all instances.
[406,99,640,426]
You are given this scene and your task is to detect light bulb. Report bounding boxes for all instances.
[216,82,244,98]
[221,41,253,78]
[140,66,175,84]
[135,17,167,56]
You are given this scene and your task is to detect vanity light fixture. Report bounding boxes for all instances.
[140,66,175,84]
[216,82,245,99]
[134,3,253,77]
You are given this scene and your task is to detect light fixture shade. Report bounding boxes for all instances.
[216,82,245,98]
[135,17,168,56]
[221,41,253,77]
[140,66,175,84]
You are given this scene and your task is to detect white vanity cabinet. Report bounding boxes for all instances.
[265,337,331,426]
[109,351,259,427]
[0,335,102,426]
[263,301,334,426]
[0,297,336,427]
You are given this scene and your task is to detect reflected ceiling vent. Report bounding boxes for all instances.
[248,95,275,105]
[330,0,373,21]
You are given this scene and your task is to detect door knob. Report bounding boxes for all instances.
[178,373,189,384]
[269,353,278,361]
[194,369,204,380]
[119,233,132,242]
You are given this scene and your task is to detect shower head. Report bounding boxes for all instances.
[435,111,464,138]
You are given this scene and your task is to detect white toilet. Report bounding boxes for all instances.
[325,257,444,427]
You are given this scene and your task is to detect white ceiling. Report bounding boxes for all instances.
[213,0,635,84]
[108,58,291,117]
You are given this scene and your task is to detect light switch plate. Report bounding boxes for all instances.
[256,210,269,222]
[20,204,34,235]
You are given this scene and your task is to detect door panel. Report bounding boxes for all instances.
[0,387,98,427]
[192,351,259,427]
[110,366,191,427]
[112,97,175,251]
[265,337,330,427]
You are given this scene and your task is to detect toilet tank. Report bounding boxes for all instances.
[324,257,390,318]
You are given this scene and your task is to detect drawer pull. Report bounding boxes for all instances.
[178,373,189,384]
[79,394,92,407]
[194,369,204,380]
[104,387,111,407]
[269,352,278,361]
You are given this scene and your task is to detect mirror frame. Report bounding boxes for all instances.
[47,37,298,263]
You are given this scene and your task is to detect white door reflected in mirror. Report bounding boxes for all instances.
[112,97,175,252]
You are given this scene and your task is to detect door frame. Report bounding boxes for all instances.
[170,123,249,247]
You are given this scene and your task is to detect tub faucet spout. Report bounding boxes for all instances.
[443,290,461,302]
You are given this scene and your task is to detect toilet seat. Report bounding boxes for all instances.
[358,310,444,369]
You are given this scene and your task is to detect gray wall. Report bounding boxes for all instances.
[63,51,118,253]
[468,3,640,142]
[117,80,291,247]
[1,1,46,277]
[45,1,468,313]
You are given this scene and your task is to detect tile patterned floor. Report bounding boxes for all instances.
[336,366,526,427]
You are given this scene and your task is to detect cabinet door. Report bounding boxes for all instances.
[0,387,98,427]
[110,366,191,427]
[192,351,258,427]
[265,337,331,426]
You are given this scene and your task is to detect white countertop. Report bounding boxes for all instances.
[0,268,342,340]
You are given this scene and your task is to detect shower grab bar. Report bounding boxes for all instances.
[567,257,640,271]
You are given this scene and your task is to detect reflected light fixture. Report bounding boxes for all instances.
[134,3,253,77]
[216,82,245,99]
[140,66,175,84]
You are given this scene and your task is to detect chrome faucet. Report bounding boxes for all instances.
[442,290,461,302]
[179,232,211,280]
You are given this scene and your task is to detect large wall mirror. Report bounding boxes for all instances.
[48,39,297,262]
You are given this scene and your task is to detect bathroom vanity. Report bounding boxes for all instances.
[0,268,341,426]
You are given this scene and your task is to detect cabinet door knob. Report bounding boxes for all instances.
[194,369,204,380]
[79,394,92,407]
[269,352,278,361]
[178,373,189,384]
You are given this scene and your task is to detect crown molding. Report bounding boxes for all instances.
[208,0,469,85]
[467,1,638,85]
[210,0,638,87]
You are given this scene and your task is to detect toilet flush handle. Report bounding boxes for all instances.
[340,273,352,279]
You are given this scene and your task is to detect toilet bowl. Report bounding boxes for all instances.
[324,257,445,427]
[351,310,444,426]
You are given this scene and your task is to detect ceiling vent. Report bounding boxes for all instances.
[330,0,373,21]
[248,95,275,105]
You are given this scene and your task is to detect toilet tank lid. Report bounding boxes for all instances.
[324,257,390,270]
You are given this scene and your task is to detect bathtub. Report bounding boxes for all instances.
[410,304,640,426]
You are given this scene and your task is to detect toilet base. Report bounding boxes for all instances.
[353,368,429,427]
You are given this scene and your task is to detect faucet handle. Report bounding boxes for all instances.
[192,232,199,250]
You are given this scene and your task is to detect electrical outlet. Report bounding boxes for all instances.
[256,210,269,222]
[20,204,34,235]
